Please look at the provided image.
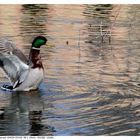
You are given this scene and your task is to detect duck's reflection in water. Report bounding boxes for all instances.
[0,89,55,136]
[29,110,43,136]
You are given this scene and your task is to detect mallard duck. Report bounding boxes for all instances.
[0,36,47,91]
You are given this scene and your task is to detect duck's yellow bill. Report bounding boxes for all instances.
[46,42,55,48]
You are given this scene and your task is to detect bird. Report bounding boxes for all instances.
[0,36,47,91]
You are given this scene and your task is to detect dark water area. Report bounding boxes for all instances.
[0,4,140,136]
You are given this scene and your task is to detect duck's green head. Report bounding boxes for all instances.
[32,36,47,48]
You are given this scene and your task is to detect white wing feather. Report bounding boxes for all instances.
[0,54,29,86]
[0,38,28,64]
[0,38,29,87]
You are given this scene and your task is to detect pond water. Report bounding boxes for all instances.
[0,4,140,136]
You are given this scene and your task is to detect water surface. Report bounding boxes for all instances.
[0,4,140,136]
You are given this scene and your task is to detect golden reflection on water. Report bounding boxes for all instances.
[0,5,22,45]
[47,5,85,46]
[0,4,140,135]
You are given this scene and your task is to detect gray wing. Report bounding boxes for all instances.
[0,38,29,87]
[0,38,28,64]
